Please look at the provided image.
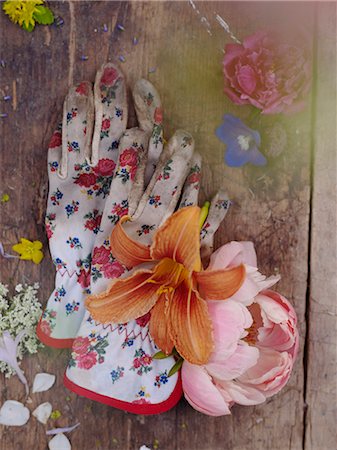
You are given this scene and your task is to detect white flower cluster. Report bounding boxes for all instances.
[0,282,43,377]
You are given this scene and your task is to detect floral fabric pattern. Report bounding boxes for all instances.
[68,332,109,370]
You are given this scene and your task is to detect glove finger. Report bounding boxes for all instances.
[126,130,194,245]
[91,63,127,166]
[179,152,202,208]
[59,81,94,179]
[200,189,231,265]
[133,79,164,185]
[47,122,63,179]
[90,127,148,293]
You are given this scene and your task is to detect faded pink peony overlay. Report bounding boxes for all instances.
[182,241,299,416]
[223,31,311,114]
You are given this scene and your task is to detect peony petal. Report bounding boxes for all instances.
[48,433,71,450]
[110,216,152,268]
[151,206,201,271]
[195,264,246,300]
[46,423,80,435]
[218,380,266,406]
[0,400,30,426]
[149,295,174,355]
[33,402,52,424]
[182,362,231,416]
[169,283,213,364]
[86,269,159,324]
[32,373,56,393]
[207,343,260,381]
[208,241,257,271]
[207,300,253,363]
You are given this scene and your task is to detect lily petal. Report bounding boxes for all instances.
[194,264,246,300]
[169,283,213,365]
[149,295,174,355]
[110,216,151,268]
[86,269,159,324]
[151,206,201,271]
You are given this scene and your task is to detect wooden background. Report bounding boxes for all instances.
[0,1,336,449]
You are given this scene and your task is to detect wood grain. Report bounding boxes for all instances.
[0,1,332,449]
[304,3,337,450]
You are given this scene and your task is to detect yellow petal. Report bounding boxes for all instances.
[110,216,152,269]
[169,283,213,365]
[33,240,43,250]
[151,206,201,272]
[86,269,159,324]
[12,243,26,255]
[32,250,44,265]
[194,264,246,300]
[149,295,174,355]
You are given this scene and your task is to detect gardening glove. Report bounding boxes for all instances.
[37,63,162,348]
[64,132,200,414]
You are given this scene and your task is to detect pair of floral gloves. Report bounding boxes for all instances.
[37,64,233,414]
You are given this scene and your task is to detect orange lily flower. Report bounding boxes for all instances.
[86,206,245,365]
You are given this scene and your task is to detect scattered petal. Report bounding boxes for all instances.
[119,55,126,63]
[0,242,19,259]
[46,423,80,435]
[117,24,125,31]
[32,373,56,393]
[33,402,52,424]
[0,400,30,426]
[48,433,71,450]
[0,330,29,393]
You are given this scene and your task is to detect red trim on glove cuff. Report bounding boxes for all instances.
[36,319,75,349]
[63,370,183,415]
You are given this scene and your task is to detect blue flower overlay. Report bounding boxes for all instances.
[216,114,267,167]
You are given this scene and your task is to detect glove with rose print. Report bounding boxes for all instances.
[37,63,163,347]
[64,125,241,415]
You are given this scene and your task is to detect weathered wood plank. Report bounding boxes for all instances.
[0,2,316,449]
[304,3,337,450]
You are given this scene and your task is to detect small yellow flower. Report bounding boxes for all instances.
[12,238,44,264]
[2,0,53,32]
[50,409,62,420]
[1,193,10,203]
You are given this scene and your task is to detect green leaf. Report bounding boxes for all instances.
[33,5,54,25]
[22,22,35,32]
[168,358,183,377]
[152,350,170,360]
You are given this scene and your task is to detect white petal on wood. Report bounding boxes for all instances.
[32,373,56,393]
[48,433,71,450]
[0,400,30,426]
[32,402,52,424]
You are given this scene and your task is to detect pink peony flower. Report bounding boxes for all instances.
[182,248,299,416]
[207,241,280,305]
[76,351,97,370]
[92,245,110,265]
[101,261,125,279]
[249,290,299,357]
[223,31,311,114]
[72,336,90,355]
[239,347,293,398]
[119,148,138,167]
[94,158,116,177]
